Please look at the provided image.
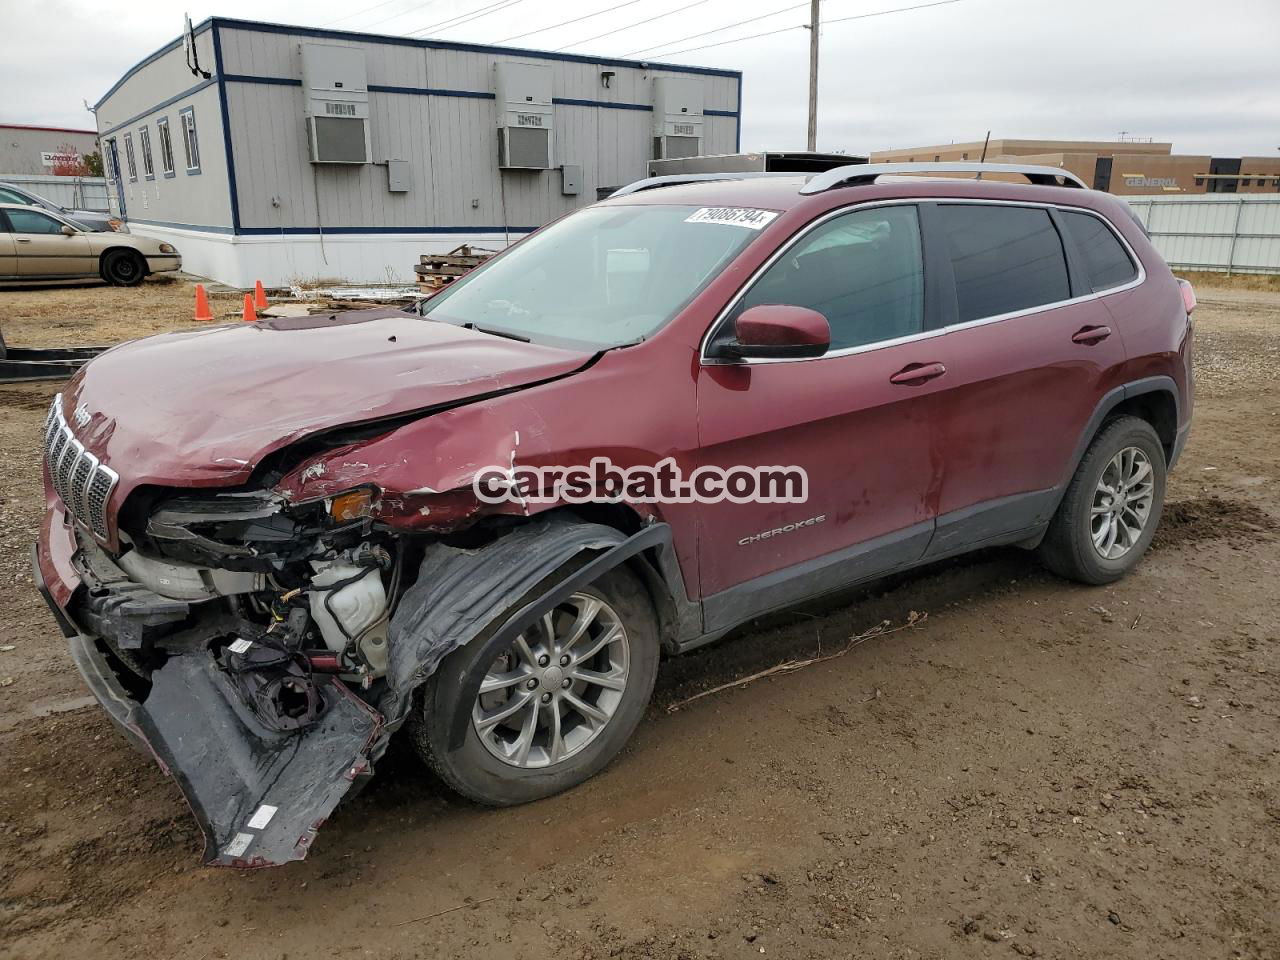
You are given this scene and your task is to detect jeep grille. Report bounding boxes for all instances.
[43,395,118,539]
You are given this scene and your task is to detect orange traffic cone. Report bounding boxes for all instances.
[193,283,213,322]
[254,279,269,310]
[242,293,258,323]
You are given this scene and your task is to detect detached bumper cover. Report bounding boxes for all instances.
[34,521,382,868]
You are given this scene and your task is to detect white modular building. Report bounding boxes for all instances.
[93,17,743,288]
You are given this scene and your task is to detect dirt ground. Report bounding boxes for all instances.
[1,280,1278,960]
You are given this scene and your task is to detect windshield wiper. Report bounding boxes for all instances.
[461,322,530,343]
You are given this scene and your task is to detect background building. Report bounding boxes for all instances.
[94,17,743,288]
[870,138,1280,197]
[0,124,100,176]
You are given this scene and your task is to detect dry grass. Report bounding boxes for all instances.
[0,276,242,347]
[1174,269,1280,293]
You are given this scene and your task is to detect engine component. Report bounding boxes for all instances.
[308,556,389,676]
[116,545,264,601]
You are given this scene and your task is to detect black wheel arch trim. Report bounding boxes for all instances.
[438,521,670,751]
[378,516,671,752]
[1058,375,1181,496]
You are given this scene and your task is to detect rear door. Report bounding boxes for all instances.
[695,203,947,627]
[921,201,1129,558]
[8,208,95,277]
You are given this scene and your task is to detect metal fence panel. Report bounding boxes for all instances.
[1126,195,1280,275]
[0,174,113,212]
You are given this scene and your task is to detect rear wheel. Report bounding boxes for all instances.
[101,249,146,286]
[1038,415,1166,584]
[410,563,659,806]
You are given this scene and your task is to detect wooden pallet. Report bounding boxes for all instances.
[414,244,496,294]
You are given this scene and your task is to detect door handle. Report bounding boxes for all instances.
[889,362,946,385]
[14,237,30,243]
[1071,325,1112,345]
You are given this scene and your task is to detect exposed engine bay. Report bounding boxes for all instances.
[47,461,649,867]
[77,485,397,722]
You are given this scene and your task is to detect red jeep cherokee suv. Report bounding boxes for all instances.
[34,163,1193,866]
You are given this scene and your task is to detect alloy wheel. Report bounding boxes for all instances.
[472,592,629,769]
[1090,445,1155,560]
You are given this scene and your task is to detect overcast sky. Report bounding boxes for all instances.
[1,0,1277,156]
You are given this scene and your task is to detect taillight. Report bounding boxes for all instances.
[1177,278,1196,315]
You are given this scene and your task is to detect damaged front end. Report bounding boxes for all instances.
[36,408,659,868]
[44,480,399,866]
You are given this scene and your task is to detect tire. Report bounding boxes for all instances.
[410,561,659,806]
[101,249,147,286]
[1038,415,1167,585]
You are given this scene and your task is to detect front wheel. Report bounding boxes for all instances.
[101,249,146,286]
[410,563,659,806]
[1038,415,1167,585]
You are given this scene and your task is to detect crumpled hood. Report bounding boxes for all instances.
[65,309,592,490]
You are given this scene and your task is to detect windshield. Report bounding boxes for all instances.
[423,204,772,348]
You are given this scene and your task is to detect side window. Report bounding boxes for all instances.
[1059,210,1138,292]
[123,133,137,181]
[0,187,31,204]
[733,205,925,351]
[139,126,155,180]
[180,107,201,173]
[157,118,176,177]
[7,209,68,234]
[938,204,1070,323]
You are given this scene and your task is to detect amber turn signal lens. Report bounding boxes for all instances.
[330,489,374,522]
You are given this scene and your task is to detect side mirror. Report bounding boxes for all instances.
[718,304,830,361]
[60,224,77,236]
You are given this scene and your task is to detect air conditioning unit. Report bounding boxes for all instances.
[300,43,371,164]
[495,61,553,170]
[652,76,704,161]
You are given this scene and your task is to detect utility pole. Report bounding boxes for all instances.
[806,0,819,151]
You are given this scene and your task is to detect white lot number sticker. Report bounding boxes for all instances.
[685,207,779,230]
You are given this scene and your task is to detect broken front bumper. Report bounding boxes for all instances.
[33,503,382,867]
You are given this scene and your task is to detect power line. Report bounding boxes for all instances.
[646,0,961,59]
[626,1,809,57]
[320,0,402,28]
[408,0,522,37]
[364,1,451,30]
[553,0,717,52]
[495,0,647,45]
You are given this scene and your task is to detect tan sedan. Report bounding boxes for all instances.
[0,202,180,286]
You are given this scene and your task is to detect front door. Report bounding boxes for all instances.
[8,208,95,277]
[0,215,16,278]
[695,203,948,631]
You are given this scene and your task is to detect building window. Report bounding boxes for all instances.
[139,125,155,180]
[103,139,115,179]
[122,132,137,182]
[1195,176,1204,186]
[156,118,176,177]
[179,107,201,174]
[961,152,969,160]
[1240,177,1251,187]
[934,154,940,161]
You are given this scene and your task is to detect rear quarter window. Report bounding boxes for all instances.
[937,205,1071,323]
[1059,210,1138,292]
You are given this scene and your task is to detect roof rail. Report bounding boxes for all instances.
[799,162,1088,195]
[609,171,796,198]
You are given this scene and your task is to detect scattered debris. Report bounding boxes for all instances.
[414,244,498,293]
[666,612,927,713]
[393,896,497,927]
